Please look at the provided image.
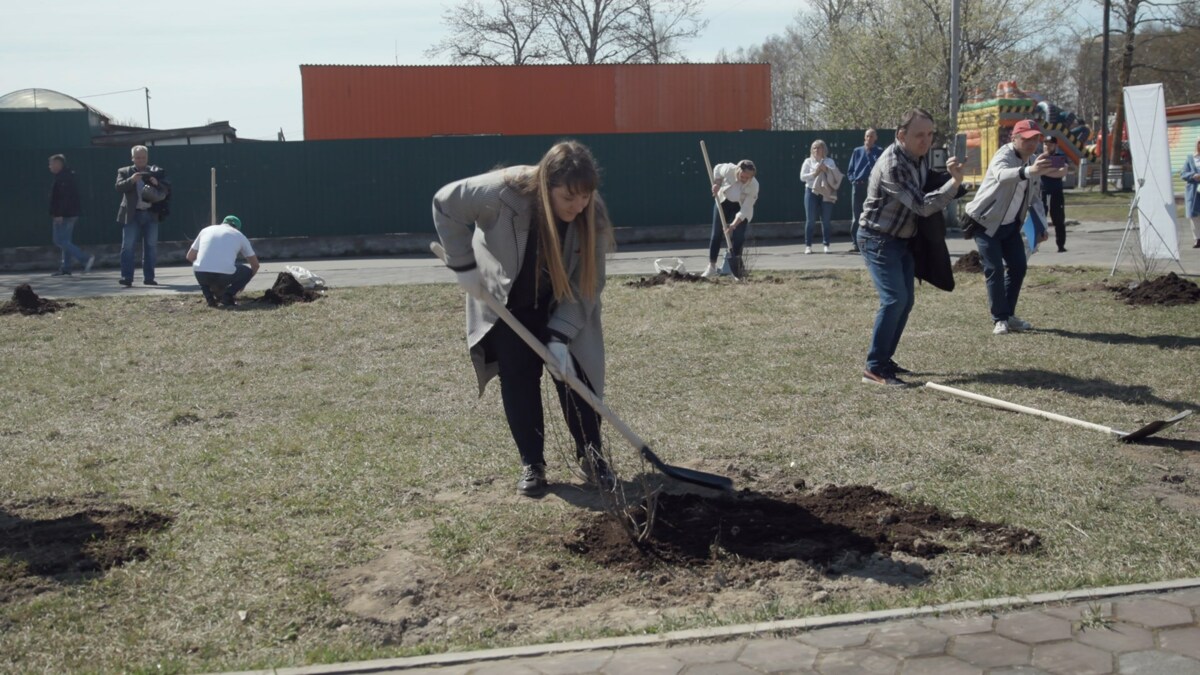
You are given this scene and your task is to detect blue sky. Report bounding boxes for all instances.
[2,1,1101,141]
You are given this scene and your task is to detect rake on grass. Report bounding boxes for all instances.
[925,382,1195,443]
[431,242,734,492]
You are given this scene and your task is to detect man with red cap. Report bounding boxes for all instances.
[963,119,1058,335]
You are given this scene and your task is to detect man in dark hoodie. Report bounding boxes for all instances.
[48,154,94,276]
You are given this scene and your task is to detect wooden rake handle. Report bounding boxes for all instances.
[700,140,736,253]
[924,382,1121,436]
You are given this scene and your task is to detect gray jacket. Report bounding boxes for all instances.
[964,143,1045,237]
[432,166,610,397]
[114,164,165,224]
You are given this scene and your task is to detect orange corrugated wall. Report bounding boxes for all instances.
[300,64,771,140]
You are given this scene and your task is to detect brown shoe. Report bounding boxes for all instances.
[862,369,907,387]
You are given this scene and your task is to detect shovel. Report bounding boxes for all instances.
[925,382,1195,443]
[431,242,734,492]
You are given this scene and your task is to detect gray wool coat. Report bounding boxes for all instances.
[432,166,610,397]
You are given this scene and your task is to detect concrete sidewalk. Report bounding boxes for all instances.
[225,579,1200,674]
[3,221,1198,301]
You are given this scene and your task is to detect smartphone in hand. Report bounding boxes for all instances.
[1048,155,1066,169]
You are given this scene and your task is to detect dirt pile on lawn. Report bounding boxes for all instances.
[0,496,172,602]
[1115,272,1200,306]
[333,483,1040,645]
[0,285,73,316]
[625,270,709,287]
[571,484,1040,567]
[258,272,322,305]
[953,251,984,273]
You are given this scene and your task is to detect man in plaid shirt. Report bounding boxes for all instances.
[856,108,964,386]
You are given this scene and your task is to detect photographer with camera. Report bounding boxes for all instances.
[114,145,169,287]
[963,119,1065,335]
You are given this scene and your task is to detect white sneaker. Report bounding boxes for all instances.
[804,246,812,255]
[700,262,719,278]
[823,245,831,254]
[1007,316,1032,332]
[993,321,1009,335]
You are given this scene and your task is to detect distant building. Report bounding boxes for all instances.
[0,88,239,147]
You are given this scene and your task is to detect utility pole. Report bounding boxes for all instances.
[949,0,961,135]
[1100,0,1110,193]
[145,87,152,128]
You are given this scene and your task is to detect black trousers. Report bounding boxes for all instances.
[1043,190,1066,249]
[707,200,747,277]
[491,306,602,467]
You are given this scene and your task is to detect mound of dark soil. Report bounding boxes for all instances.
[953,251,984,274]
[0,284,74,316]
[1115,272,1200,306]
[568,484,1040,569]
[0,497,172,602]
[625,270,709,287]
[258,272,322,305]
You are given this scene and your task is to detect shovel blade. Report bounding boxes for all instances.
[1119,410,1195,443]
[640,447,734,492]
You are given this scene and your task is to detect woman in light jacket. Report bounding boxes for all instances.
[433,141,614,497]
[1182,137,1200,249]
[799,139,842,254]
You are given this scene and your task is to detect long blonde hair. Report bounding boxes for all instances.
[513,140,610,302]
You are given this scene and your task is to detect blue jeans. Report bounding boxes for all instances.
[974,219,1027,323]
[850,182,867,247]
[121,210,158,283]
[52,217,89,272]
[707,200,747,276]
[858,228,915,374]
[804,187,832,247]
[195,265,255,303]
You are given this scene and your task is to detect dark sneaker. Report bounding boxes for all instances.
[119,278,133,287]
[51,270,71,277]
[204,296,219,308]
[220,294,238,308]
[143,279,159,286]
[517,463,547,496]
[888,360,911,375]
[862,369,907,387]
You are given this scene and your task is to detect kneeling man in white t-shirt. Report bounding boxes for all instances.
[187,215,259,307]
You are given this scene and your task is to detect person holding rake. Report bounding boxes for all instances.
[433,140,616,497]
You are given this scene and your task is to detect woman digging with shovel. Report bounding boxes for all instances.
[433,140,616,497]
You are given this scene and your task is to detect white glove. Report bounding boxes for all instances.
[454,268,487,300]
[546,339,576,381]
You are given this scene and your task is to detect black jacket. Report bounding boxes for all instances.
[50,168,82,218]
[912,170,967,292]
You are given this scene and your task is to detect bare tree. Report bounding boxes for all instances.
[426,0,549,64]
[429,0,706,65]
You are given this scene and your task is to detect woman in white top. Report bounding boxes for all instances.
[799,139,842,254]
[701,159,759,278]
[1182,137,1200,249]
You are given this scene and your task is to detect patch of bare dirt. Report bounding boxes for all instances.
[953,251,984,274]
[625,270,710,287]
[256,272,323,305]
[0,285,74,316]
[331,483,1039,646]
[0,496,172,602]
[1114,273,1200,306]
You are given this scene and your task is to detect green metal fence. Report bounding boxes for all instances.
[0,127,890,249]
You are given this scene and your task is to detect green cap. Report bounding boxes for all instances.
[222,215,242,230]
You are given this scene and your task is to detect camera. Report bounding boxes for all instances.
[930,147,948,171]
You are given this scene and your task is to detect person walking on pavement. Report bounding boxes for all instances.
[701,159,759,278]
[433,140,616,497]
[963,119,1063,335]
[800,140,841,254]
[1182,137,1200,249]
[114,145,169,287]
[857,108,964,386]
[187,215,259,308]
[846,129,883,253]
[1040,135,1070,252]
[47,154,94,277]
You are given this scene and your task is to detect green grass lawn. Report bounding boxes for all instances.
[1,269,1198,673]
[1062,189,1189,223]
